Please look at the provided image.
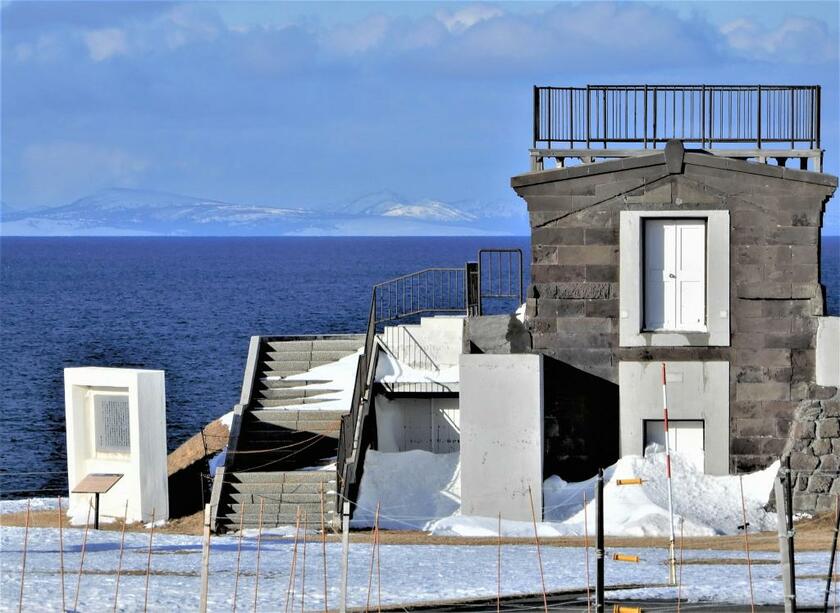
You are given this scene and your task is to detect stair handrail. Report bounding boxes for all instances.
[336,293,380,513]
[336,248,525,517]
[373,267,466,323]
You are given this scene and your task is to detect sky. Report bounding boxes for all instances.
[1,1,838,226]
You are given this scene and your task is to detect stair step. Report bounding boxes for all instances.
[260,370,311,380]
[244,428,339,439]
[248,408,345,418]
[220,512,333,525]
[261,360,336,372]
[226,491,333,504]
[227,501,333,514]
[227,471,335,484]
[258,378,330,389]
[252,398,335,409]
[256,388,339,400]
[264,350,357,362]
[265,338,364,353]
[223,482,336,496]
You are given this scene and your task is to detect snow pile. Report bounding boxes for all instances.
[217,411,234,429]
[375,352,459,384]
[0,497,66,514]
[541,451,779,537]
[355,449,778,537]
[353,450,460,530]
[262,349,362,411]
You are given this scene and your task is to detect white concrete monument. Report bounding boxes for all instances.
[459,353,544,522]
[64,367,168,523]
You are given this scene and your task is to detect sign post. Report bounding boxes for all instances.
[72,473,123,529]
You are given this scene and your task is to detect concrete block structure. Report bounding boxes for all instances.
[64,367,168,523]
[460,354,543,521]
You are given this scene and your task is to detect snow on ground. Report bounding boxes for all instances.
[375,352,459,385]
[0,497,67,514]
[268,350,362,411]
[217,411,234,429]
[0,525,835,611]
[354,450,460,530]
[353,449,778,537]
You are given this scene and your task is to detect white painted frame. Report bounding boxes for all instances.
[65,367,168,523]
[619,361,729,475]
[620,210,730,347]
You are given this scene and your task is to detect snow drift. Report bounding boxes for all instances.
[354,448,779,537]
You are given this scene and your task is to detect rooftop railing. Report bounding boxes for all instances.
[532,85,822,171]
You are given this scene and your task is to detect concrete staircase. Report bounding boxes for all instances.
[211,335,364,531]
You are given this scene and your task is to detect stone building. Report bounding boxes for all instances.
[513,84,839,511]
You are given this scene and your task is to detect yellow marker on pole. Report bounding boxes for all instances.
[616,478,644,486]
[612,553,640,563]
[612,606,643,613]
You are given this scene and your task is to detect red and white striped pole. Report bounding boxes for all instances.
[662,362,678,586]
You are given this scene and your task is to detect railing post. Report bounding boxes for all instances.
[585,85,591,148]
[790,87,795,149]
[757,85,762,149]
[652,87,657,148]
[568,88,574,148]
[643,85,648,149]
[533,85,539,149]
[547,87,552,150]
[701,84,706,148]
[602,88,607,148]
[815,86,821,150]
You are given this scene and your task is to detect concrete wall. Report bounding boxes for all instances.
[464,314,531,354]
[618,361,729,475]
[374,396,460,453]
[65,367,168,523]
[816,317,840,386]
[381,317,465,370]
[511,142,838,508]
[459,354,543,521]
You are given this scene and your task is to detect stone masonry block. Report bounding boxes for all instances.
[736,382,790,402]
[789,452,819,471]
[817,418,840,438]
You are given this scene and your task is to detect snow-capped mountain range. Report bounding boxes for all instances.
[1,188,528,236]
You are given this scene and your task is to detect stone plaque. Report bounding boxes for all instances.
[94,394,131,453]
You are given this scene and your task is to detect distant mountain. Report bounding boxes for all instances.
[1,188,529,236]
[340,191,476,222]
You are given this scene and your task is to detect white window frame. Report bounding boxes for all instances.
[619,210,729,347]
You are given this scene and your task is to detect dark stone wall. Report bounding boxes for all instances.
[512,147,838,503]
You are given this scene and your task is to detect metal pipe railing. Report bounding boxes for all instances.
[533,84,821,151]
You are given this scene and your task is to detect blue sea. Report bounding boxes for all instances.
[0,237,529,497]
[1,236,838,498]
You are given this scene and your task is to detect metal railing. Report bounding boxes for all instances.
[476,248,524,316]
[336,248,524,514]
[534,85,821,150]
[373,268,466,323]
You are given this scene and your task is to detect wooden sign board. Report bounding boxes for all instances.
[72,473,123,494]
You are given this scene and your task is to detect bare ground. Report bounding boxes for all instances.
[2,508,837,553]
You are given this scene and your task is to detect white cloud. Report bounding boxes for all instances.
[324,14,390,54]
[436,4,503,34]
[83,27,128,61]
[720,16,838,64]
[22,142,148,204]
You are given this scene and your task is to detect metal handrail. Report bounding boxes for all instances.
[335,248,526,515]
[373,267,466,323]
[533,84,821,151]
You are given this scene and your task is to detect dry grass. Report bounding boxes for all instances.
[2,508,837,553]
